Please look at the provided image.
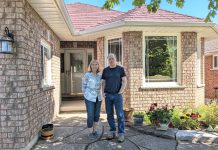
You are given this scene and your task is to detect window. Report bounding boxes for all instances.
[108,38,122,65]
[41,40,52,87]
[145,36,177,82]
[214,55,218,69]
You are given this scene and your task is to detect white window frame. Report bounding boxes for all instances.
[105,35,123,67]
[213,55,218,70]
[142,32,181,88]
[41,39,52,87]
[197,37,201,85]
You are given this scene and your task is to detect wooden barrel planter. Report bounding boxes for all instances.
[124,108,134,122]
[41,124,53,140]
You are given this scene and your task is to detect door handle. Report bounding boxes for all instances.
[65,70,69,76]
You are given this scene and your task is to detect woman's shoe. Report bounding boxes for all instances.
[93,131,99,138]
[88,132,96,140]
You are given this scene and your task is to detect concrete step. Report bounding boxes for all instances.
[60,100,86,112]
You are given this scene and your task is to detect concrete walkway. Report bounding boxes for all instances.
[32,113,218,150]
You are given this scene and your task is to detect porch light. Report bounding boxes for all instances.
[0,27,14,54]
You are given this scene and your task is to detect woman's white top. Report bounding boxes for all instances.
[82,72,102,102]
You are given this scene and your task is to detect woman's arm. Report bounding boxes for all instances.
[82,73,88,93]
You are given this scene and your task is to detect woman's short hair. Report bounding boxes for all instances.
[88,60,100,73]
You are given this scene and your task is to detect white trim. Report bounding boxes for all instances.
[41,39,51,50]
[197,36,202,85]
[79,21,218,35]
[213,54,218,69]
[142,32,181,88]
[54,0,76,34]
[205,51,218,56]
[104,35,123,67]
[141,83,185,89]
[41,39,52,87]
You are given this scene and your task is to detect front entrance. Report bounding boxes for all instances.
[61,49,94,95]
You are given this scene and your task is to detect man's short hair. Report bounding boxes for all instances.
[107,53,117,60]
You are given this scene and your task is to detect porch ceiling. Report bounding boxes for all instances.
[27,0,74,40]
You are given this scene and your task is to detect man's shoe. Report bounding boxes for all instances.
[107,132,116,140]
[117,134,125,143]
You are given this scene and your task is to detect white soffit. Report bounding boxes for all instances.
[27,0,74,40]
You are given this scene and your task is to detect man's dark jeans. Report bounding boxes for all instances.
[105,93,125,135]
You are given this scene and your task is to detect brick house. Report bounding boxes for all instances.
[0,0,218,149]
[205,39,218,99]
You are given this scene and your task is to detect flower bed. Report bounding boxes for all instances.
[143,101,218,132]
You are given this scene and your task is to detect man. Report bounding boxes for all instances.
[101,53,127,143]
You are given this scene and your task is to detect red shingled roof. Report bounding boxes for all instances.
[66,3,123,32]
[65,3,204,32]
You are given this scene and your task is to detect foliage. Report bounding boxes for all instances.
[171,107,183,128]
[197,101,218,128]
[144,102,218,130]
[133,111,145,118]
[172,101,218,130]
[146,103,173,124]
[103,0,217,22]
[175,112,202,130]
[144,113,151,125]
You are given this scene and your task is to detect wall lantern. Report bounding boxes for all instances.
[0,27,14,54]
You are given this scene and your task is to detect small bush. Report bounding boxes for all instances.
[133,111,145,118]
[197,102,218,128]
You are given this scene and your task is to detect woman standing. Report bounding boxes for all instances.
[82,60,102,139]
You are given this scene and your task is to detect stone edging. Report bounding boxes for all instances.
[126,122,218,144]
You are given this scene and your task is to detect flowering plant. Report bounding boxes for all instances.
[178,112,202,130]
[146,103,173,125]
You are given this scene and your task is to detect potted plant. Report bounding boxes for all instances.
[133,112,145,126]
[147,104,173,130]
[41,124,54,140]
[123,99,134,122]
[123,107,134,122]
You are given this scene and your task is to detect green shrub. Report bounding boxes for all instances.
[144,113,151,125]
[133,111,145,118]
[197,102,218,128]
[171,108,183,127]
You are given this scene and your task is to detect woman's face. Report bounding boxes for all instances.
[91,62,99,73]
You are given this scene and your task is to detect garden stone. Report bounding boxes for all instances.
[177,141,218,150]
[176,130,197,141]
[153,128,178,139]
[176,130,218,144]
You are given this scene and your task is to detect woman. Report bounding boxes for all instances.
[82,60,102,139]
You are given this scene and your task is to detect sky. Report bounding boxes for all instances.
[64,0,218,24]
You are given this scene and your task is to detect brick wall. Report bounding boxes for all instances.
[122,32,140,108]
[120,31,199,111]
[96,37,105,111]
[96,37,104,70]
[205,55,218,98]
[0,0,60,149]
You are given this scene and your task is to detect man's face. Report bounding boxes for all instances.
[108,56,116,66]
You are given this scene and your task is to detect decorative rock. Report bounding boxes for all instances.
[176,130,197,141]
[176,130,218,144]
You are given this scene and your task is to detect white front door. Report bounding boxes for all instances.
[63,49,94,94]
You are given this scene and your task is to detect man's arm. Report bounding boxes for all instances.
[119,76,127,94]
[101,79,106,97]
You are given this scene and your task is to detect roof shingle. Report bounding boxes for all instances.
[65,3,204,32]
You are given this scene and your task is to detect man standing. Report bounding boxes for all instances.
[101,53,127,143]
